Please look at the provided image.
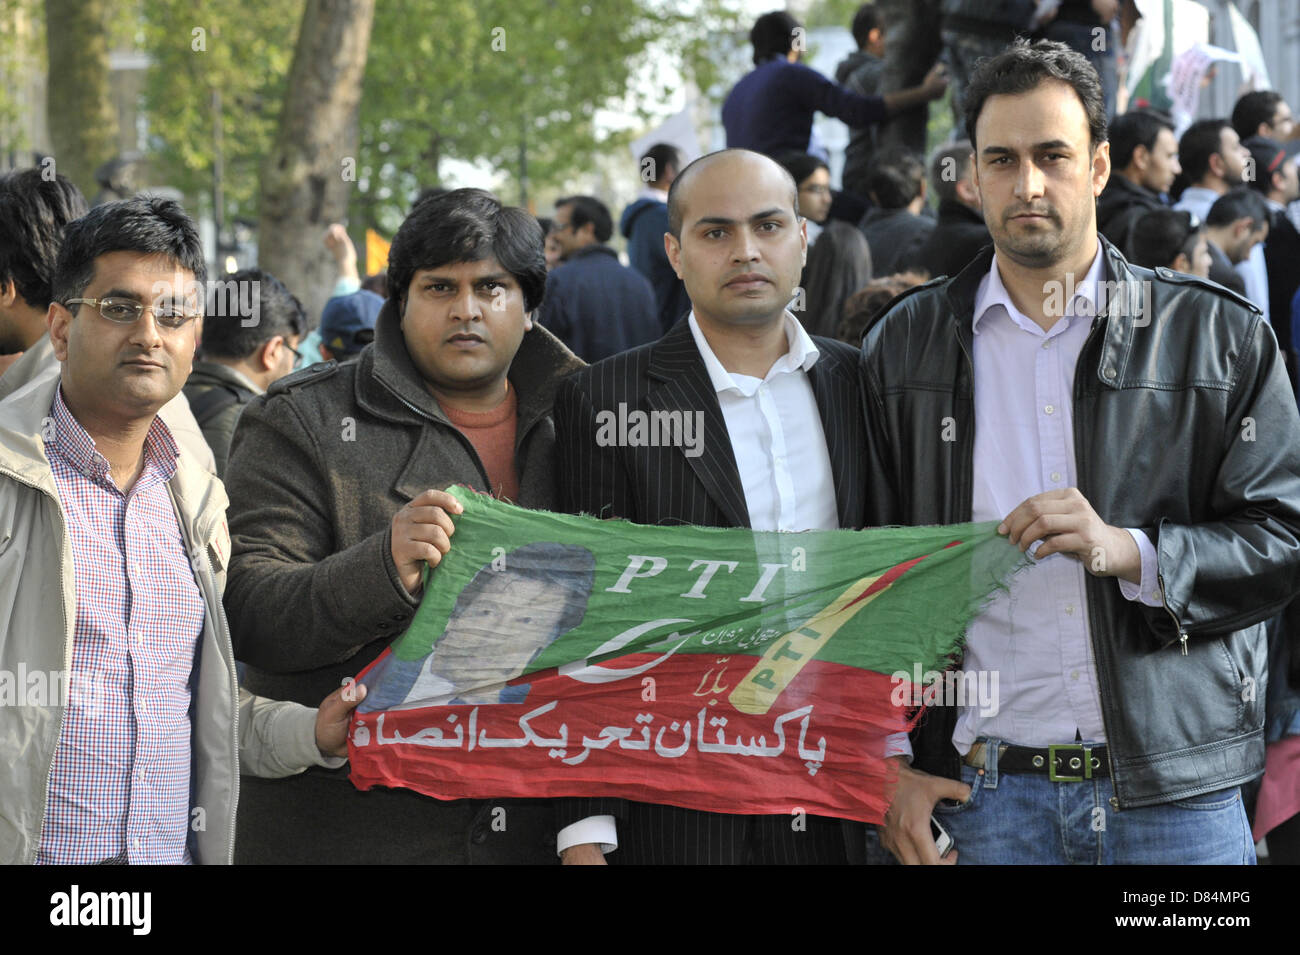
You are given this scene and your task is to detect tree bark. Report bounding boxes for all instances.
[258,0,375,328]
[45,0,119,197]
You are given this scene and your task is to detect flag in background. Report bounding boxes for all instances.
[348,486,1027,824]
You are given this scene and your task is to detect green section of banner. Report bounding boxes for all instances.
[390,486,1028,678]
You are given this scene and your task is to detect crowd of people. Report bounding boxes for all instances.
[1,3,1299,867]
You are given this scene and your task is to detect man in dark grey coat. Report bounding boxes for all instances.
[222,189,584,864]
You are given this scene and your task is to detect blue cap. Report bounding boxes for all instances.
[320,290,384,356]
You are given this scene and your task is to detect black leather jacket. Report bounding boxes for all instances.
[860,238,1300,808]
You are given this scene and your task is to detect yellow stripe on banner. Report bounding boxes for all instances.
[728,576,889,715]
[366,229,391,278]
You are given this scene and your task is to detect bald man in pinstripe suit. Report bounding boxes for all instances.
[552,150,871,864]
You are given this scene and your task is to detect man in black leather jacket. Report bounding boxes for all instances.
[862,40,1300,865]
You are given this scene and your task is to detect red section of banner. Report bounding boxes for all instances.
[349,651,920,824]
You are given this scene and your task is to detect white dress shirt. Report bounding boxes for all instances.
[556,310,838,855]
[950,246,1163,753]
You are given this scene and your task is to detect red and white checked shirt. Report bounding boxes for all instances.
[36,387,206,865]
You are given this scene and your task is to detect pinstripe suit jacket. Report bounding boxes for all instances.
[552,317,870,864]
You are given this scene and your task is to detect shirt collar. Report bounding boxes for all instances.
[48,385,181,488]
[972,243,1106,335]
[688,310,819,397]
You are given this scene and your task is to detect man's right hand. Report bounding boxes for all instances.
[390,488,463,596]
[880,758,968,865]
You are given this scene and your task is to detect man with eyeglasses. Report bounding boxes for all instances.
[0,169,217,473]
[182,268,307,478]
[0,196,359,864]
[538,195,660,362]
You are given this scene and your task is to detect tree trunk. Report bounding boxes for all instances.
[258,0,375,328]
[45,0,119,197]
[876,0,943,154]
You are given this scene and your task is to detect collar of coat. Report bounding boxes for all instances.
[357,297,585,435]
[864,233,1248,393]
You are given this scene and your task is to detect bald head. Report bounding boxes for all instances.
[666,149,800,238]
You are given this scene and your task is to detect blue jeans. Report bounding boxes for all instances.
[934,740,1256,864]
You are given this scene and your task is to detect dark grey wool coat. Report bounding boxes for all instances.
[222,300,584,864]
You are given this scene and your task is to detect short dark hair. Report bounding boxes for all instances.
[0,168,88,310]
[1178,119,1232,186]
[555,195,613,244]
[53,194,206,309]
[1233,90,1285,141]
[930,140,974,206]
[851,3,882,48]
[1126,208,1199,270]
[388,188,546,314]
[963,39,1107,153]
[1110,109,1174,171]
[666,149,799,239]
[198,268,306,360]
[772,151,829,189]
[750,10,801,65]
[1206,186,1269,229]
[640,143,684,186]
[866,146,926,209]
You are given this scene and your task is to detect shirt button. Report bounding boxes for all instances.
[132,838,141,849]
[1044,404,1055,415]
[1065,604,1074,614]
[1041,341,1051,349]
[1050,471,1061,482]
[1070,671,1080,681]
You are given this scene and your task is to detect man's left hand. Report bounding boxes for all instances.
[315,680,367,758]
[998,488,1140,584]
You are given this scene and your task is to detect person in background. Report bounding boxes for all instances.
[1243,135,1300,392]
[800,221,873,339]
[722,9,947,161]
[916,139,990,279]
[1125,208,1211,278]
[537,218,562,271]
[621,143,692,333]
[1172,118,1249,222]
[836,270,931,345]
[835,3,888,200]
[0,168,88,379]
[1233,90,1295,144]
[1230,91,1295,323]
[1038,1,1121,122]
[860,146,933,276]
[183,268,307,477]
[539,195,659,362]
[319,288,383,362]
[1203,188,1270,297]
[1095,109,1178,250]
[774,152,834,240]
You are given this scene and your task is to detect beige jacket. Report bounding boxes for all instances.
[0,374,338,864]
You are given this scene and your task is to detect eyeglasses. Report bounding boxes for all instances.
[285,340,304,364]
[800,184,832,196]
[65,296,201,329]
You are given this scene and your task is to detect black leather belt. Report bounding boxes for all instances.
[964,741,1109,781]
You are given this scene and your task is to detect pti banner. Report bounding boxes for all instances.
[348,486,1025,824]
